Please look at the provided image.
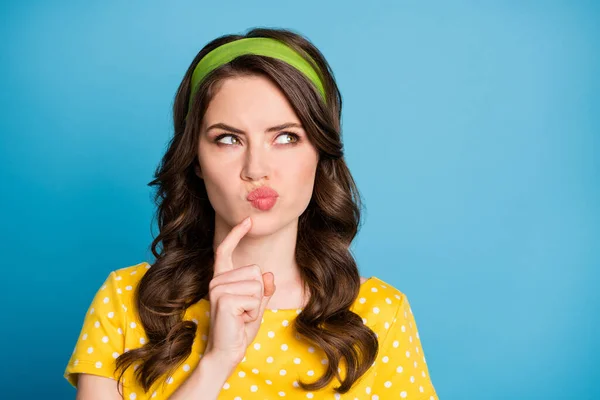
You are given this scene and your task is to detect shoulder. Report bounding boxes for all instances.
[351,276,409,330]
[89,261,152,317]
[111,261,152,285]
[96,261,152,293]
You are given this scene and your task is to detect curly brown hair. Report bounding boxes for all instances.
[115,26,379,395]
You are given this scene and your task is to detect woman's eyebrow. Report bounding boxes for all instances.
[206,122,303,134]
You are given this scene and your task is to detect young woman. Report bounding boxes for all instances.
[64,27,439,400]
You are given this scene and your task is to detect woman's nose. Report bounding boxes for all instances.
[241,144,270,181]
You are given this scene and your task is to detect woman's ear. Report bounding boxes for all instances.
[194,164,203,179]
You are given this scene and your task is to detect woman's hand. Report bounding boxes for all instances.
[204,216,276,368]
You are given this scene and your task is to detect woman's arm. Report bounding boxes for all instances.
[75,374,121,400]
[168,352,235,400]
[74,352,233,400]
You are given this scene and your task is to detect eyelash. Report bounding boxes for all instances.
[213,132,301,146]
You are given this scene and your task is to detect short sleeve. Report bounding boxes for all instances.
[372,293,439,399]
[64,271,127,388]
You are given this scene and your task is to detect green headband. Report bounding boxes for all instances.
[186,37,326,116]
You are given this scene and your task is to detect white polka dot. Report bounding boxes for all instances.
[384,322,390,329]
[406,351,411,357]
[420,386,424,392]
[393,340,399,348]
[74,359,79,365]
[251,385,258,392]
[335,394,341,400]
[366,386,371,394]
[167,376,174,384]
[307,394,313,399]
[362,318,367,325]
[117,328,123,335]
[371,287,378,292]
[410,375,415,383]
[384,380,392,388]
[280,369,287,375]
[414,361,418,368]
[223,382,230,389]
[102,336,109,343]
[112,352,119,359]
[281,344,288,351]
[401,325,406,332]
[396,366,403,373]
[294,357,301,364]
[382,356,389,363]
[94,321,100,328]
[151,392,157,398]
[293,381,300,387]
[140,337,146,345]
[107,311,114,318]
[238,371,245,377]
[103,297,110,304]
[282,320,289,326]
[183,364,190,372]
[89,308,94,315]
[359,297,366,304]
[87,347,94,354]
[130,270,137,275]
[385,297,392,304]
[400,391,407,398]
[308,346,315,353]
[321,358,328,365]
[95,361,102,368]
[192,318,198,324]
[130,322,136,329]
[129,393,136,400]
[395,294,401,299]
[279,392,286,397]
[267,356,274,363]
[82,333,88,340]
[373,307,380,314]
[409,336,413,343]
[268,331,275,338]
[422,371,427,377]
[417,331,420,339]
[234,397,241,400]
[254,343,261,350]
[101,285,106,290]
[265,379,272,385]
[115,275,122,281]
[125,285,132,291]
[307,370,314,376]
[122,305,127,312]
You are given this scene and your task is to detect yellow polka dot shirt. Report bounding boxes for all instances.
[64,262,439,399]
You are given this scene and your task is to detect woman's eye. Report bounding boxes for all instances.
[275,132,300,145]
[215,134,240,145]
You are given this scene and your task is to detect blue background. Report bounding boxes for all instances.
[1,1,598,399]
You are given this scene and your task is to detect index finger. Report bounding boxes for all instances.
[213,216,252,276]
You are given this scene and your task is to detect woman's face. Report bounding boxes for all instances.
[196,75,319,236]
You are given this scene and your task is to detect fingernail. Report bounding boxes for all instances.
[243,217,251,226]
